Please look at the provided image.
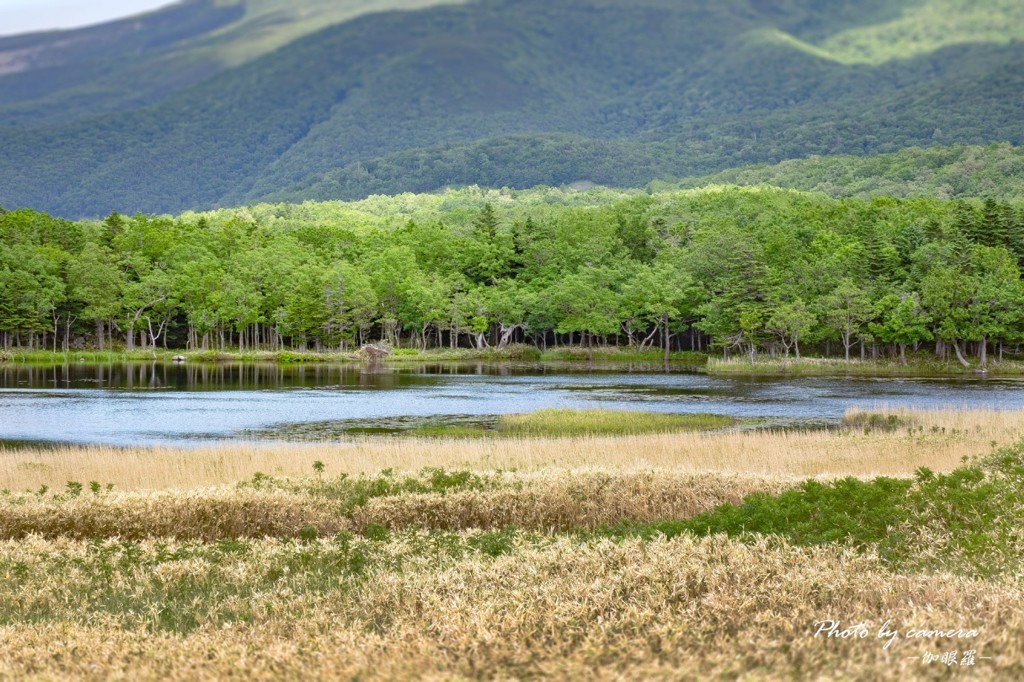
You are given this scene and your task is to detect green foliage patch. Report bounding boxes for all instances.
[601,477,913,548]
[670,144,1024,202]
[596,440,1024,579]
[241,467,502,515]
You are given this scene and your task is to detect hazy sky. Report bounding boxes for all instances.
[1,0,174,36]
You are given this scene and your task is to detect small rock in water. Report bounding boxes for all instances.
[172,355,187,363]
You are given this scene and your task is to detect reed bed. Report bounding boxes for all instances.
[0,489,346,541]
[347,470,787,533]
[0,470,783,541]
[2,408,1022,492]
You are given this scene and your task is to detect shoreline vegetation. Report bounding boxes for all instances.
[0,408,1022,678]
[4,345,1024,377]
[2,408,1020,490]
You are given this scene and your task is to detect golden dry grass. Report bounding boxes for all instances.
[2,408,1021,492]
[0,534,1019,680]
[0,489,346,541]
[347,470,788,533]
[0,471,784,540]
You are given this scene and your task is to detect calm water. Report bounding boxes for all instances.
[2,362,1024,446]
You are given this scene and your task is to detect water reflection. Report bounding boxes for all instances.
[0,361,693,392]
[0,362,458,391]
[2,363,1024,447]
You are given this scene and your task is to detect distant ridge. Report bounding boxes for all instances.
[1,0,1023,216]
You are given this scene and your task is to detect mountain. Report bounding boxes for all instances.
[1,0,1023,217]
[0,0,460,125]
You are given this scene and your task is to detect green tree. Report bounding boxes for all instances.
[869,293,932,365]
[367,246,424,347]
[548,266,622,359]
[966,246,1023,367]
[820,279,874,362]
[322,262,377,348]
[485,279,536,348]
[767,299,815,362]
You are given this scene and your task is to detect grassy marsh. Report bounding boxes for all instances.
[0,470,785,541]
[1,532,1020,680]
[2,409,1023,679]
[0,344,541,366]
[3,408,1022,491]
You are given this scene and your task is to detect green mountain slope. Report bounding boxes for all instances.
[1,0,1023,217]
[0,0,460,125]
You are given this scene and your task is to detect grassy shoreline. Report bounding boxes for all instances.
[707,355,1024,377]
[5,346,1023,377]
[2,408,1020,491]
[0,346,703,367]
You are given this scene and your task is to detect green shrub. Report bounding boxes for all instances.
[598,438,1024,579]
[262,468,498,515]
[467,529,520,557]
[888,446,1024,577]
[842,412,917,433]
[678,477,913,546]
[487,344,543,361]
[275,351,309,364]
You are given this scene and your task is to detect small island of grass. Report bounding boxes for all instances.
[407,409,735,438]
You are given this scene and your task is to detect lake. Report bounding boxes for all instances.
[3,362,1024,446]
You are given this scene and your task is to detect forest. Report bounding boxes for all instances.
[2,185,1024,367]
[667,144,1024,203]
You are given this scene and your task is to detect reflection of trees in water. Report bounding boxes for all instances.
[0,356,681,393]
[0,362,464,391]
[0,360,572,392]
[359,368,400,389]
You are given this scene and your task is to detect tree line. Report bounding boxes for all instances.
[2,186,1024,367]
